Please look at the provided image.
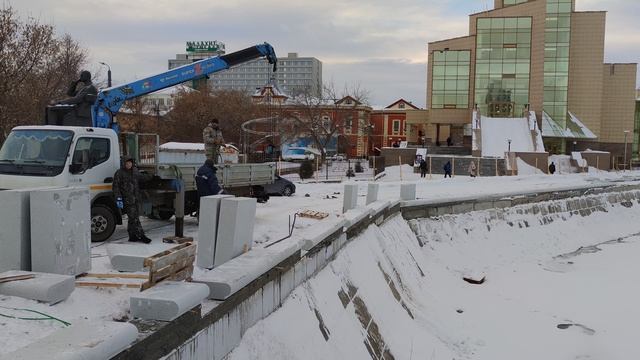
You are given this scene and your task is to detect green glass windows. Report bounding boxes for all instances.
[544,0,572,128]
[475,17,531,117]
[431,50,471,109]
[503,0,529,6]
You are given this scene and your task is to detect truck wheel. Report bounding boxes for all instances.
[91,204,116,243]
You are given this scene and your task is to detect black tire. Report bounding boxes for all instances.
[282,185,294,197]
[91,204,116,243]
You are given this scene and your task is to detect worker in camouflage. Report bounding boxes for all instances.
[203,119,225,163]
[113,156,152,243]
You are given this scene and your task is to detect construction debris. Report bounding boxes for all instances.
[298,209,330,220]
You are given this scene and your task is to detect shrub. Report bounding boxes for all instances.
[299,160,314,179]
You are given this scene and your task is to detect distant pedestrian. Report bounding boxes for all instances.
[549,162,556,175]
[446,136,453,146]
[444,160,452,178]
[420,158,428,178]
[468,161,477,178]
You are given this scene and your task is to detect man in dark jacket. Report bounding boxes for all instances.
[57,70,98,126]
[196,159,223,197]
[549,162,556,175]
[444,160,452,178]
[113,156,152,243]
[419,158,428,178]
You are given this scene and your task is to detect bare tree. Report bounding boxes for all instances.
[0,6,86,142]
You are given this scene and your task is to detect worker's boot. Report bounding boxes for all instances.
[140,235,152,244]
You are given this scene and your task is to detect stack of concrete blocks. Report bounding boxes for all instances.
[366,183,379,205]
[30,187,91,276]
[0,270,75,303]
[130,281,210,321]
[0,322,138,360]
[0,189,35,272]
[197,195,257,270]
[343,183,358,213]
[400,183,417,201]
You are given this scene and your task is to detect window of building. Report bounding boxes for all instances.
[431,50,471,109]
[543,0,572,127]
[474,16,531,117]
[503,0,529,6]
[392,120,401,135]
[344,115,353,134]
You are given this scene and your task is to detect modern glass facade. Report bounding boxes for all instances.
[634,100,640,159]
[504,0,529,6]
[543,0,572,127]
[431,50,471,109]
[474,17,531,117]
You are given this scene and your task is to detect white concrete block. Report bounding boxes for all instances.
[366,200,391,216]
[214,197,257,268]
[337,233,347,249]
[0,270,74,303]
[262,281,276,316]
[343,183,358,213]
[226,308,242,356]
[130,281,209,321]
[343,208,373,228]
[0,321,138,360]
[0,190,32,272]
[107,243,174,272]
[293,259,306,287]
[306,253,318,277]
[301,217,347,251]
[30,187,91,276]
[400,183,417,201]
[197,195,234,269]
[192,241,298,300]
[366,183,380,205]
[239,291,263,336]
[279,269,294,303]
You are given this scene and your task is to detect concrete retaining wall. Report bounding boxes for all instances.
[114,182,640,360]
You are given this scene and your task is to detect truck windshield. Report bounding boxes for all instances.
[0,129,73,176]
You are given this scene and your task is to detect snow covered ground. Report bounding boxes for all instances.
[3,167,640,356]
[230,188,640,359]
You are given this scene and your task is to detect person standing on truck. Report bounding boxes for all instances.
[195,159,223,197]
[113,156,152,244]
[203,119,225,163]
[57,70,98,126]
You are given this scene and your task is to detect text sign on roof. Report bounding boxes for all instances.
[186,41,225,53]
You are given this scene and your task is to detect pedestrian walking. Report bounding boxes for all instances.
[549,161,556,175]
[113,156,152,243]
[444,160,452,178]
[468,161,477,178]
[420,158,428,178]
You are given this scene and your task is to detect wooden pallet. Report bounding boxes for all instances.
[141,242,196,291]
[76,273,147,289]
[0,274,35,284]
[298,209,330,220]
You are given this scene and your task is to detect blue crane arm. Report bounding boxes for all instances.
[92,42,277,131]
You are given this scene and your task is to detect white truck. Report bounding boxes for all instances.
[0,126,275,242]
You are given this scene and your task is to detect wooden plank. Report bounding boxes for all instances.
[0,274,35,284]
[148,244,196,270]
[82,273,148,279]
[76,281,141,289]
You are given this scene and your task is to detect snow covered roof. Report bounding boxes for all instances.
[541,111,597,139]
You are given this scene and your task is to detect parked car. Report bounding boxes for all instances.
[281,147,321,162]
[331,153,346,161]
[263,175,296,196]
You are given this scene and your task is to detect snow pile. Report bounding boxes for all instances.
[516,157,544,175]
[481,116,537,157]
[549,154,578,174]
[230,190,640,359]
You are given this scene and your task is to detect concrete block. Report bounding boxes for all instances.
[279,268,294,303]
[336,233,347,250]
[30,187,91,276]
[474,201,494,211]
[0,270,74,303]
[343,208,372,228]
[306,252,318,276]
[301,217,347,251]
[0,189,32,272]
[239,290,263,336]
[262,281,276,316]
[293,259,306,287]
[400,183,417,201]
[452,202,474,214]
[130,281,209,321]
[1,321,138,360]
[192,242,298,300]
[226,308,242,356]
[343,183,358,213]
[366,183,379,205]
[107,243,174,272]
[197,195,234,269]
[214,197,257,268]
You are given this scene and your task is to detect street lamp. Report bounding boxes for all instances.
[99,62,112,87]
[624,130,630,171]
[507,138,512,153]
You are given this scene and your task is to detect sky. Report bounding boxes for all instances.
[11,0,640,108]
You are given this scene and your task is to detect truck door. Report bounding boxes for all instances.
[68,137,114,186]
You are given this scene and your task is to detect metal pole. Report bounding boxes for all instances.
[174,180,185,238]
[624,131,629,171]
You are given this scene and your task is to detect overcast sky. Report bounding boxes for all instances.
[12,0,640,108]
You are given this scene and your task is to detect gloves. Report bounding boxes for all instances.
[116,197,124,209]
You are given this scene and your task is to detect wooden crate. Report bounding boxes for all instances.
[298,210,330,220]
[141,242,196,291]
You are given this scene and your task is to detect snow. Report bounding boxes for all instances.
[516,157,544,175]
[159,142,205,151]
[230,189,640,359]
[480,116,538,157]
[549,154,578,174]
[4,166,640,356]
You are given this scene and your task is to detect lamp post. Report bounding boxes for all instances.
[507,138,512,153]
[99,62,112,87]
[624,130,630,171]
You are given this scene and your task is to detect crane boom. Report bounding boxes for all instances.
[91,42,277,131]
